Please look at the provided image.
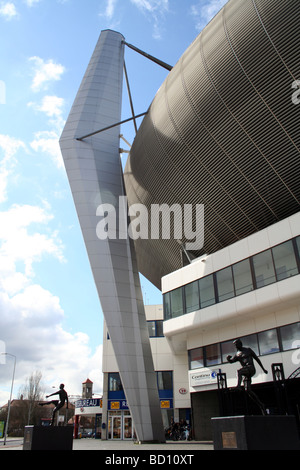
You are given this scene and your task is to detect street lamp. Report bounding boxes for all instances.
[0,353,16,446]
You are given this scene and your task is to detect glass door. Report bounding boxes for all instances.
[112,416,122,439]
[123,416,133,439]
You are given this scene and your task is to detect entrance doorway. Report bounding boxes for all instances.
[112,415,122,439]
[108,411,133,440]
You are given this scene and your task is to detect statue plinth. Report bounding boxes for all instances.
[23,426,73,451]
[211,415,300,450]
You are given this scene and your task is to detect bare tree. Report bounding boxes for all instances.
[18,371,45,425]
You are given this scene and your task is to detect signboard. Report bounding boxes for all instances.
[108,400,129,411]
[110,401,120,410]
[190,368,220,387]
[160,400,170,409]
[75,398,102,416]
[0,421,4,438]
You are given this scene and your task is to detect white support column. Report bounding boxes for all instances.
[60,30,164,443]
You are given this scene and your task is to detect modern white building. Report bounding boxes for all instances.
[163,213,300,439]
[102,213,300,441]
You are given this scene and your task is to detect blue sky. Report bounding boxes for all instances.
[0,0,227,402]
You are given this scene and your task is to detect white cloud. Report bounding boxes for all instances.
[190,0,227,31]
[30,130,64,168]
[33,95,64,118]
[105,0,117,19]
[0,200,102,402]
[28,96,65,168]
[0,134,26,202]
[24,0,41,6]
[130,0,169,39]
[0,2,18,20]
[29,56,65,92]
[0,203,65,277]
[0,134,26,164]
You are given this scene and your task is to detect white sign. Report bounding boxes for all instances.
[75,398,102,416]
[190,368,220,387]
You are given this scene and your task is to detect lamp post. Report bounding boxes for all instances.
[0,353,16,446]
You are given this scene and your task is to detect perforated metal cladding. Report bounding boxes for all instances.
[124,0,300,289]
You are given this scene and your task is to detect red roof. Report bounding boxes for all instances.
[82,378,93,384]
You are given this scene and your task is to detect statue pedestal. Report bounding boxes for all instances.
[23,426,73,451]
[211,415,300,450]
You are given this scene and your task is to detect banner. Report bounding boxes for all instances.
[0,421,5,439]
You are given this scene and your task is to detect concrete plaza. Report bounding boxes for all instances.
[0,438,213,451]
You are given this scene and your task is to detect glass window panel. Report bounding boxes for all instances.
[189,347,204,369]
[216,267,235,302]
[156,320,164,337]
[232,259,254,296]
[184,280,200,313]
[296,236,300,259]
[240,334,259,355]
[199,275,216,308]
[170,287,184,318]
[147,321,156,337]
[258,329,279,355]
[272,240,298,281]
[205,343,221,366]
[252,249,276,288]
[157,371,173,390]
[109,373,123,392]
[163,292,171,320]
[221,340,237,363]
[280,322,300,351]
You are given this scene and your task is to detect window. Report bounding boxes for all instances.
[216,267,235,302]
[221,340,237,362]
[156,320,164,337]
[163,292,171,320]
[240,334,259,355]
[184,280,200,313]
[206,343,221,366]
[296,236,300,259]
[147,320,164,337]
[280,322,300,351]
[189,347,204,369]
[164,236,300,321]
[109,373,123,392]
[170,287,184,318]
[233,259,254,296]
[258,329,279,355]
[147,321,156,337]
[252,249,276,288]
[272,240,298,281]
[189,322,300,370]
[199,274,215,308]
[157,371,173,391]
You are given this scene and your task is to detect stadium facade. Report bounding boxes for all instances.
[61,0,300,440]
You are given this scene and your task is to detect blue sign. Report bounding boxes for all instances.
[108,399,129,410]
